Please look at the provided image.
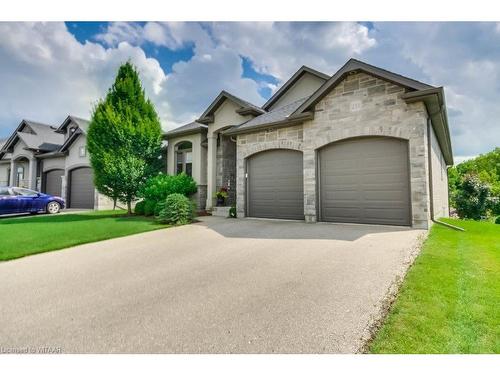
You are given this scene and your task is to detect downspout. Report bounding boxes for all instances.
[427,118,464,231]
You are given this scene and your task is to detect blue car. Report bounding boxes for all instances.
[0,186,65,215]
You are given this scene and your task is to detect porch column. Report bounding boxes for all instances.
[28,157,37,190]
[9,160,15,186]
[205,134,217,210]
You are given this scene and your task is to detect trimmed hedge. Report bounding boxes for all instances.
[141,173,197,203]
[134,200,146,215]
[144,200,156,216]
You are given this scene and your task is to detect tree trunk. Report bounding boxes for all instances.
[127,200,132,215]
[113,197,117,210]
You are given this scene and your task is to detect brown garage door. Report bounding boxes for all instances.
[319,137,411,226]
[247,149,304,220]
[69,167,95,209]
[43,169,64,197]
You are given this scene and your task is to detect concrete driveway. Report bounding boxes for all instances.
[0,216,425,353]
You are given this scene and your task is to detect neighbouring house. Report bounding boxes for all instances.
[165,58,452,229]
[0,116,114,210]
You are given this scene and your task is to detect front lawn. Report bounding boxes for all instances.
[370,219,500,353]
[0,210,168,261]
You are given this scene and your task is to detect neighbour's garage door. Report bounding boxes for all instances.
[247,149,304,220]
[69,167,95,209]
[319,137,411,226]
[43,169,64,197]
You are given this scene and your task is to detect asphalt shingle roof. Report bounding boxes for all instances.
[165,121,207,137]
[23,120,64,146]
[226,97,308,134]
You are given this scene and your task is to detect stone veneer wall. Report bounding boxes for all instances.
[193,184,207,211]
[216,135,236,205]
[236,71,431,229]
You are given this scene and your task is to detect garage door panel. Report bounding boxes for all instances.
[248,149,304,220]
[69,167,95,209]
[320,137,411,226]
[43,169,64,197]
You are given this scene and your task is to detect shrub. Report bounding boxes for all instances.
[495,216,500,225]
[144,200,156,216]
[154,200,165,217]
[455,174,491,220]
[488,196,500,216]
[141,173,197,203]
[229,205,237,218]
[157,193,195,225]
[134,200,146,215]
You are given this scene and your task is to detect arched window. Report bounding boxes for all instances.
[175,141,193,177]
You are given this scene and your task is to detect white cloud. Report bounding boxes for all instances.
[209,22,376,79]
[0,22,169,137]
[96,21,264,126]
[1,21,498,160]
[95,22,143,46]
[366,22,500,159]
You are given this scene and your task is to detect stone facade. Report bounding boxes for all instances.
[193,184,207,211]
[236,71,432,229]
[216,135,237,205]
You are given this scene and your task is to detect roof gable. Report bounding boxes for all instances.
[56,115,90,134]
[197,91,264,124]
[0,119,62,157]
[291,58,434,116]
[262,66,330,111]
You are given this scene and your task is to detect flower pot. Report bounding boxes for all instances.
[216,197,225,206]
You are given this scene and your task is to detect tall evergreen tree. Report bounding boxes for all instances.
[87,61,162,213]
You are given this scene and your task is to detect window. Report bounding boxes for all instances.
[0,187,10,196]
[175,142,193,177]
[176,152,184,175]
[12,187,38,196]
[79,146,87,157]
[16,166,24,184]
[185,151,193,177]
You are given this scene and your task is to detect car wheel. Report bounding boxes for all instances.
[46,201,61,214]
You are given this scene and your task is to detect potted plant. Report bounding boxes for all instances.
[215,187,229,206]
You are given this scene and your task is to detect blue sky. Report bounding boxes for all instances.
[0,22,499,162]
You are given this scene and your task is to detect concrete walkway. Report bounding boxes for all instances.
[0,216,426,353]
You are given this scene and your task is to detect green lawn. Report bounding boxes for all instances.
[0,210,168,261]
[370,219,500,353]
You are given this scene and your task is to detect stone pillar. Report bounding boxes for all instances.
[205,134,217,210]
[9,160,15,186]
[28,157,37,190]
[303,148,317,223]
[61,174,67,201]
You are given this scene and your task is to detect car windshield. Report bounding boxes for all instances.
[12,188,38,196]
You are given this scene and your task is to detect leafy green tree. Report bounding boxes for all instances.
[455,174,491,220]
[448,147,500,210]
[87,61,163,213]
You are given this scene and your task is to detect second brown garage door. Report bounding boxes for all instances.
[319,137,411,226]
[43,169,64,197]
[247,149,304,220]
[69,167,95,209]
